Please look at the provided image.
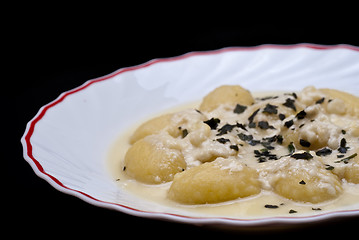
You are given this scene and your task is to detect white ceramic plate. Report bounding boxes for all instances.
[21,44,359,229]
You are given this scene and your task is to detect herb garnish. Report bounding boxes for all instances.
[296,110,307,119]
[264,204,279,209]
[216,138,230,144]
[289,209,297,214]
[284,119,294,128]
[338,138,348,154]
[312,207,322,211]
[315,148,332,156]
[334,153,358,164]
[254,149,278,162]
[283,98,297,111]
[288,142,295,154]
[299,139,311,148]
[258,121,275,130]
[230,145,239,151]
[248,109,260,123]
[203,118,220,130]
[325,164,334,170]
[291,152,313,160]
[233,104,247,114]
[263,103,278,114]
[315,97,325,104]
[181,128,188,138]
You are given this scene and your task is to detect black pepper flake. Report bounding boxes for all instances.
[291,152,313,160]
[341,129,347,134]
[264,204,279,209]
[263,103,278,114]
[233,104,247,114]
[284,119,294,128]
[299,180,306,185]
[283,98,297,111]
[316,148,332,156]
[203,118,220,130]
[123,166,126,171]
[299,139,311,148]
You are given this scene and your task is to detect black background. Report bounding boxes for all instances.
[8,11,359,237]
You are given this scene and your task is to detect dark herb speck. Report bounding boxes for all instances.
[278,113,286,121]
[263,103,278,114]
[265,204,279,209]
[299,139,311,148]
[216,138,230,144]
[258,121,275,130]
[230,145,239,151]
[296,110,307,119]
[316,148,332,156]
[299,180,306,185]
[203,118,220,130]
[233,104,247,114]
[284,119,294,128]
[289,209,297,214]
[291,152,313,160]
[248,109,260,123]
[283,98,296,111]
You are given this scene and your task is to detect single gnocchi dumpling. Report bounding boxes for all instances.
[269,156,342,203]
[199,85,254,112]
[341,159,359,184]
[320,88,359,117]
[124,135,186,184]
[129,113,174,144]
[168,158,261,204]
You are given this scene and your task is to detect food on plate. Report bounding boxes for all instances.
[119,85,359,208]
[168,157,261,204]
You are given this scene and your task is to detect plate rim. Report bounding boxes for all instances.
[21,43,359,227]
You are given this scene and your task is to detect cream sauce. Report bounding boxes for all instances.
[107,91,359,218]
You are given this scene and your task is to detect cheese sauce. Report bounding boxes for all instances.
[107,90,359,218]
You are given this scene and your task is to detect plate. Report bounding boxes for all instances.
[21,44,359,229]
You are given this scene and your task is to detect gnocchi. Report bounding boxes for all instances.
[124,135,186,184]
[266,157,343,203]
[199,85,254,112]
[168,158,261,204]
[119,85,359,209]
